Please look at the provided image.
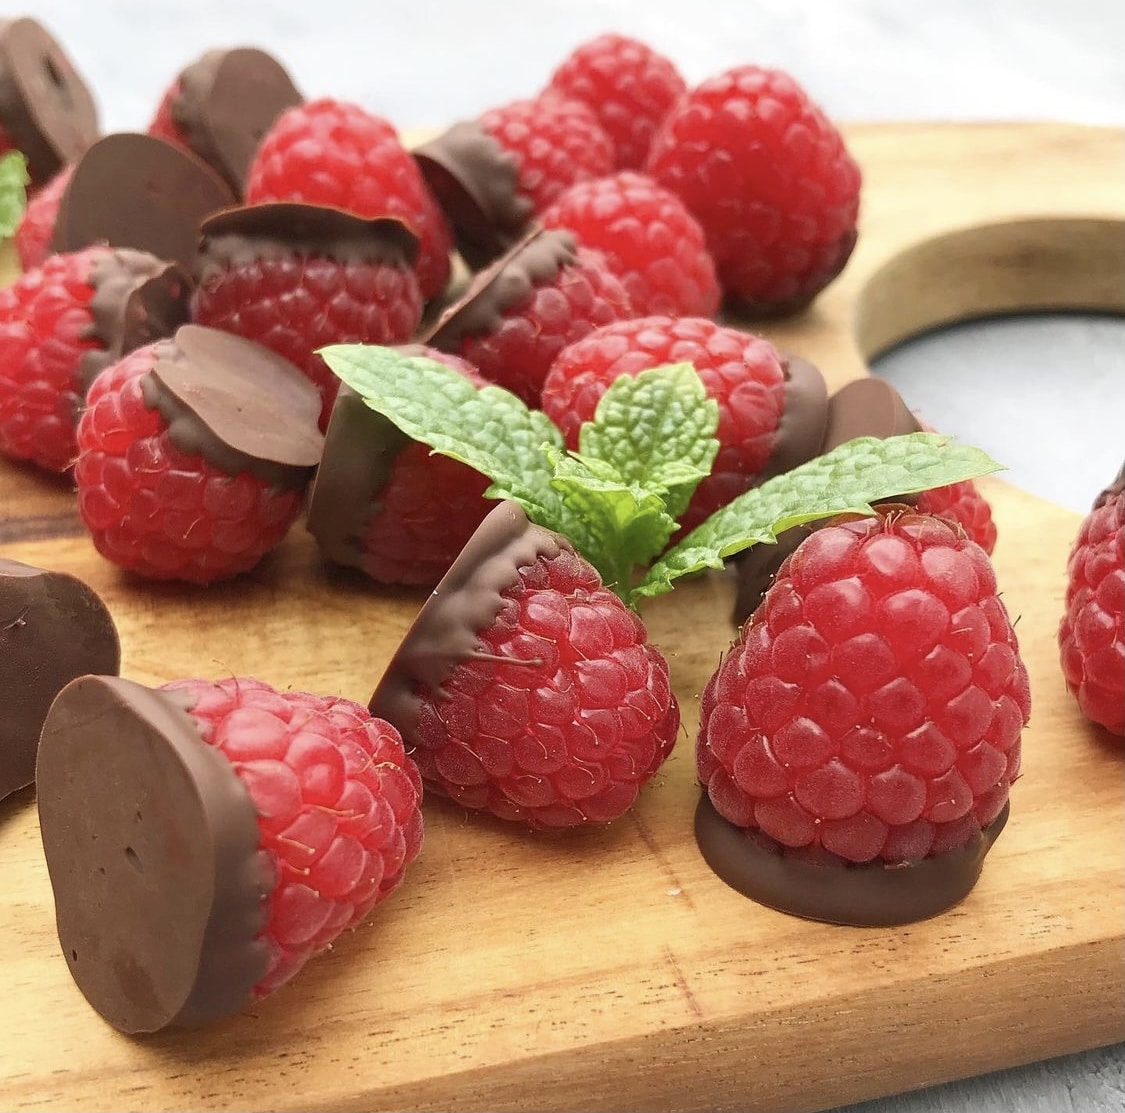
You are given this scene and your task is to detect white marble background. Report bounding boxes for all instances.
[10,0,1125,1110]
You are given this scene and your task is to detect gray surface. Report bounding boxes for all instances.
[12,0,1125,1109]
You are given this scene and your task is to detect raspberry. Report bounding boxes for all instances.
[428,229,633,407]
[192,204,423,427]
[74,334,315,583]
[541,171,719,318]
[14,165,71,272]
[1059,464,1125,735]
[541,316,787,532]
[545,34,686,170]
[244,99,452,300]
[916,479,997,554]
[479,95,615,213]
[699,508,1031,863]
[147,79,187,149]
[370,502,679,829]
[164,676,424,999]
[646,65,861,315]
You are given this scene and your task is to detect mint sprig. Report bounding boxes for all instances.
[0,151,29,239]
[321,345,1003,609]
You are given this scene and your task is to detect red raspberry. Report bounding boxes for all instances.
[164,676,423,999]
[542,316,787,532]
[244,99,452,300]
[371,502,679,829]
[479,96,615,213]
[646,66,861,316]
[192,204,423,427]
[74,334,315,583]
[1059,465,1125,735]
[916,479,997,554]
[14,165,71,272]
[148,79,187,148]
[699,508,1031,864]
[428,229,633,407]
[541,171,719,318]
[545,33,687,171]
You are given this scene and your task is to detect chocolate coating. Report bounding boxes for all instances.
[51,132,236,270]
[141,323,324,489]
[170,47,302,197]
[423,227,578,352]
[37,675,271,1032]
[413,120,534,270]
[369,501,563,741]
[0,18,98,185]
[0,558,119,800]
[695,794,1009,926]
[754,355,831,486]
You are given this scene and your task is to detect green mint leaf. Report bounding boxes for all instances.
[320,344,567,523]
[634,433,1003,602]
[0,151,30,239]
[579,362,719,522]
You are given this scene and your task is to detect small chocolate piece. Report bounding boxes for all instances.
[413,120,534,269]
[370,501,563,740]
[79,248,193,394]
[0,559,120,800]
[140,324,324,489]
[37,675,271,1032]
[423,227,578,352]
[305,383,408,566]
[695,794,1009,926]
[0,18,98,185]
[51,133,236,270]
[168,48,302,197]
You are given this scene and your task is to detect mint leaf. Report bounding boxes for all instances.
[579,363,719,522]
[0,151,29,239]
[634,433,1003,602]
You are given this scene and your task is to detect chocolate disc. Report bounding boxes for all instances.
[37,675,271,1033]
[50,132,236,270]
[0,559,120,800]
[0,18,98,185]
[695,794,1010,927]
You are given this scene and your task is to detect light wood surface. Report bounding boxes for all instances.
[1,122,1122,1113]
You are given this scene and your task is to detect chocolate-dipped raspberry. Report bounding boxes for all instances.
[0,559,120,801]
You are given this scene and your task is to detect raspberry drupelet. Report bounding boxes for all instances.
[14,164,71,271]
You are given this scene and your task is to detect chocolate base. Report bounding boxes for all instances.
[37,675,271,1033]
[694,794,1009,926]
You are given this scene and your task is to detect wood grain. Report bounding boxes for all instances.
[1,122,1122,1113]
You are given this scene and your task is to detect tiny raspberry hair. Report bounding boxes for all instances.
[15,165,71,272]
[244,99,453,300]
[541,316,786,532]
[541,171,719,318]
[698,508,1031,864]
[916,479,997,554]
[546,33,687,170]
[646,65,861,315]
[165,676,424,998]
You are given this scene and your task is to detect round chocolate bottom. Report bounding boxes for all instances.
[694,795,1009,927]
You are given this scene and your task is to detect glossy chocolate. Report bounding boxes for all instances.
[754,354,831,485]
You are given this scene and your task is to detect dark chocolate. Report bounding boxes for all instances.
[37,675,271,1032]
[753,354,831,485]
[423,227,577,352]
[305,383,408,566]
[50,132,235,270]
[369,501,563,740]
[141,323,324,489]
[695,795,1009,926]
[413,120,534,269]
[170,47,302,197]
[0,18,98,185]
[79,248,193,394]
[0,558,119,800]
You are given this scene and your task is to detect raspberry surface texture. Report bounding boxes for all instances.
[646,65,861,315]
[244,99,452,299]
[15,165,71,272]
[541,316,786,532]
[1058,466,1125,735]
[916,479,997,554]
[545,34,687,170]
[698,509,1031,863]
[541,171,719,318]
[165,676,424,998]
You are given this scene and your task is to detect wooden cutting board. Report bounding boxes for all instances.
[1,121,1122,1113]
